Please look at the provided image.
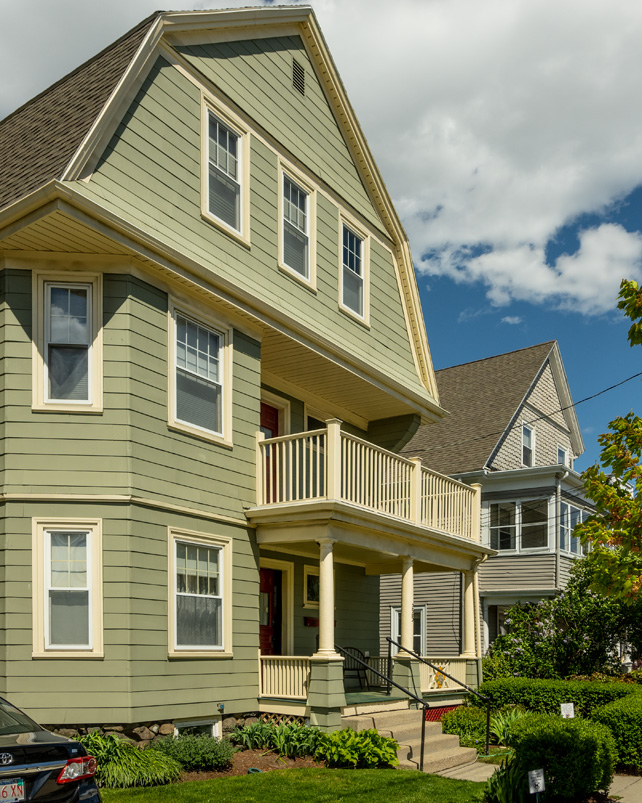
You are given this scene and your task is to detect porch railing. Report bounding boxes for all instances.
[419,657,469,693]
[259,655,311,700]
[256,420,479,540]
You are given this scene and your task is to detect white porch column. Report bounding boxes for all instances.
[315,537,339,657]
[462,570,476,657]
[400,557,414,653]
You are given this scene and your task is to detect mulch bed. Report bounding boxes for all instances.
[180,748,325,782]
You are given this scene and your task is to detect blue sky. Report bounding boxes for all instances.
[1,0,641,471]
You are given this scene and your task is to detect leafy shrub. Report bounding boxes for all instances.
[150,733,235,771]
[230,721,321,758]
[508,713,616,801]
[490,706,526,746]
[442,705,487,752]
[75,733,181,788]
[314,728,398,768]
[473,676,638,717]
[593,693,642,770]
[482,757,528,803]
[482,652,514,681]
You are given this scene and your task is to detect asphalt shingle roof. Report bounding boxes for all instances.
[0,13,159,212]
[402,341,556,475]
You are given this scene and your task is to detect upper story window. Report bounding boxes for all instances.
[489,499,549,551]
[169,305,233,446]
[32,518,103,658]
[560,502,588,555]
[279,167,316,288]
[522,424,534,466]
[557,446,568,467]
[341,224,364,317]
[201,97,250,246]
[33,272,103,413]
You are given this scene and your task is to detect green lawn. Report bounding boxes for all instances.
[101,768,484,803]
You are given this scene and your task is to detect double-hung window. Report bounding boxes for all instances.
[522,424,534,466]
[283,175,309,278]
[207,113,241,232]
[32,519,103,658]
[560,503,588,555]
[391,605,426,656]
[341,224,364,318]
[33,273,102,412]
[488,499,549,551]
[170,308,232,444]
[169,529,232,657]
[557,446,568,467]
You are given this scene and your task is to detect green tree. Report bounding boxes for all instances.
[575,279,642,601]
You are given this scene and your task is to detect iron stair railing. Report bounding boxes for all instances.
[386,636,491,755]
[335,643,430,772]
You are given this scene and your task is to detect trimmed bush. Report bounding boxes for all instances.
[150,733,236,771]
[314,728,398,769]
[442,706,487,752]
[508,713,616,801]
[75,733,181,788]
[473,676,638,717]
[593,693,642,771]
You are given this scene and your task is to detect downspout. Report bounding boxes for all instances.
[555,471,568,590]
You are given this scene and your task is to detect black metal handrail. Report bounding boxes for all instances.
[335,643,430,772]
[386,636,490,755]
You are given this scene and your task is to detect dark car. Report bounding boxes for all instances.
[0,697,99,802]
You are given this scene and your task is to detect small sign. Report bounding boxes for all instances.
[561,702,575,719]
[528,769,546,794]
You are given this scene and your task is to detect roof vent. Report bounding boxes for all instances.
[292,58,305,96]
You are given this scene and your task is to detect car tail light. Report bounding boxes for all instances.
[56,756,97,783]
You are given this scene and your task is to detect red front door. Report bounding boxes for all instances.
[259,568,282,655]
[261,403,280,503]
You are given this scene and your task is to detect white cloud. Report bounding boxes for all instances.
[501,316,523,325]
[3,0,642,315]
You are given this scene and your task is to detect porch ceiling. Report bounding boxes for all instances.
[247,499,493,574]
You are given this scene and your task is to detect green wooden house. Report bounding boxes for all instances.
[0,6,492,736]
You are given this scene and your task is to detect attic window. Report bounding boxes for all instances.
[292,58,305,96]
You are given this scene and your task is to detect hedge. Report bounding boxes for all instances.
[473,677,638,717]
[509,713,616,801]
[592,693,642,771]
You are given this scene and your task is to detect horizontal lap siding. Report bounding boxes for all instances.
[479,554,557,592]
[4,500,259,725]
[78,50,425,399]
[379,573,462,656]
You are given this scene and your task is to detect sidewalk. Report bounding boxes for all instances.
[438,762,642,802]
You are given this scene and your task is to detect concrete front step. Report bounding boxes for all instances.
[342,704,479,775]
[341,699,410,718]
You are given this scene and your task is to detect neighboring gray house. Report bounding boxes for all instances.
[381,341,593,656]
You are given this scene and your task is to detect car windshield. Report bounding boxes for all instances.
[0,699,42,735]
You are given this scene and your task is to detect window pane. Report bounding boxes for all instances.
[49,590,89,646]
[522,523,548,549]
[176,369,222,433]
[48,346,89,401]
[284,221,308,277]
[522,499,547,526]
[176,595,222,647]
[49,287,88,344]
[209,165,240,230]
[343,266,363,315]
[490,503,516,550]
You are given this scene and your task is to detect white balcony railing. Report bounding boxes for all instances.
[257,420,479,541]
[259,655,311,700]
[420,657,469,693]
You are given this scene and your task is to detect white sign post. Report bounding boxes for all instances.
[528,768,546,799]
[560,702,575,719]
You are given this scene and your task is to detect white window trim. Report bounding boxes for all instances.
[303,565,320,608]
[390,605,427,656]
[338,213,370,327]
[32,518,103,659]
[485,497,552,554]
[277,160,317,291]
[557,445,568,467]
[32,271,103,413]
[522,423,535,467]
[200,94,251,247]
[174,717,222,738]
[167,301,233,448]
[259,556,295,654]
[560,501,587,556]
[168,528,233,659]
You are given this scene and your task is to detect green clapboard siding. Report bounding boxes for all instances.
[76,49,425,399]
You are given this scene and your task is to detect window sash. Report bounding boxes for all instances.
[174,313,224,436]
[342,225,364,316]
[208,113,241,231]
[283,176,309,278]
[391,605,426,656]
[522,425,534,466]
[489,500,549,551]
[45,283,92,403]
[175,540,224,650]
[44,530,92,650]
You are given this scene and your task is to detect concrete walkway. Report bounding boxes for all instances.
[438,762,642,802]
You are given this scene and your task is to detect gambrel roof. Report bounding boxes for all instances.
[403,341,584,475]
